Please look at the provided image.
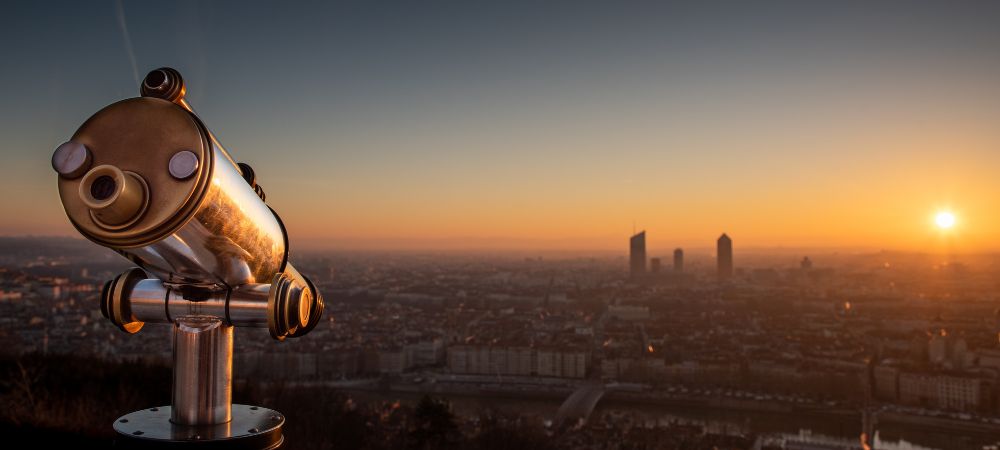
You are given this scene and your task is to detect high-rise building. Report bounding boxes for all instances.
[673,248,684,273]
[629,231,646,276]
[650,257,662,273]
[717,233,733,279]
[801,256,812,270]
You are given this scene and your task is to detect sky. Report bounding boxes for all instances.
[2,1,999,253]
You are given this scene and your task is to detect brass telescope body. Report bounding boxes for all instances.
[54,68,323,341]
[52,68,324,448]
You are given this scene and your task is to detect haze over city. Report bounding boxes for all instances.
[8,2,1000,449]
[3,1,1000,252]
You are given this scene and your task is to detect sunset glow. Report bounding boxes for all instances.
[0,3,998,253]
[935,211,956,229]
[5,3,1000,448]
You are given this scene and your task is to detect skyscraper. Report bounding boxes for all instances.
[673,248,684,273]
[650,257,662,273]
[717,234,733,279]
[629,231,646,276]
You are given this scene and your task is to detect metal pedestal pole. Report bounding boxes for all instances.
[112,316,284,449]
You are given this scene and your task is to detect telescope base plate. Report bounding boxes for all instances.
[112,404,284,449]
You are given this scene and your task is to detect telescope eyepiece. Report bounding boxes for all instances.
[141,67,185,103]
[78,165,149,227]
[90,175,116,200]
[143,69,168,91]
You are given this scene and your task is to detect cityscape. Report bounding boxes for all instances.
[4,1,1000,449]
[3,235,1000,449]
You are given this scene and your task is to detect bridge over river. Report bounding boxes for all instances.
[554,383,641,425]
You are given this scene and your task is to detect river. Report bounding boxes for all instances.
[344,389,1000,450]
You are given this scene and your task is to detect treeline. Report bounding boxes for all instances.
[0,354,553,449]
[0,353,170,447]
[1,354,751,449]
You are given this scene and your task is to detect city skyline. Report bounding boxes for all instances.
[4,236,1000,449]
[1,1,999,252]
[6,2,1000,448]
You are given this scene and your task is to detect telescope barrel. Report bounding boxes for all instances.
[54,67,323,340]
[56,69,282,291]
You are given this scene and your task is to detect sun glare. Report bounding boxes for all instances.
[935,211,956,229]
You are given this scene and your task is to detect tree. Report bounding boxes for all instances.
[408,395,457,449]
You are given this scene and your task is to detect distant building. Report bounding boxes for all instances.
[650,258,661,273]
[608,305,650,321]
[629,231,646,276]
[0,289,23,301]
[673,248,684,273]
[898,372,984,411]
[601,357,635,379]
[717,234,733,279]
[801,256,813,270]
[873,365,900,401]
[406,339,445,367]
[928,334,968,369]
[239,352,353,379]
[447,345,585,378]
[537,348,587,378]
[36,284,62,299]
[978,348,1000,370]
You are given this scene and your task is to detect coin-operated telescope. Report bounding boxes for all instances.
[51,67,324,449]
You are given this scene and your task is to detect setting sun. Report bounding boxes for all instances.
[935,211,956,229]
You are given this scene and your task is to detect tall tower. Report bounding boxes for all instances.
[717,234,733,279]
[673,248,684,273]
[630,231,646,276]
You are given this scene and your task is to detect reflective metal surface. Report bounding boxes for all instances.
[267,264,323,339]
[106,268,320,337]
[113,404,284,449]
[57,65,323,322]
[56,94,286,291]
[102,268,147,334]
[124,139,285,289]
[171,316,232,426]
[228,283,273,327]
[128,278,270,327]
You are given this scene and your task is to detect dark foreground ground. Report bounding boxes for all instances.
[0,354,762,449]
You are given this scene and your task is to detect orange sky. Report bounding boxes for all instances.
[3,2,999,253]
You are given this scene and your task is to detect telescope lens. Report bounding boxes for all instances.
[144,69,168,90]
[90,175,117,201]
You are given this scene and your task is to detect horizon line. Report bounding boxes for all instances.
[1,234,997,257]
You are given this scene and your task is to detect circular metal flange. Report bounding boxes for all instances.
[58,96,212,249]
[102,267,147,334]
[113,404,284,449]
